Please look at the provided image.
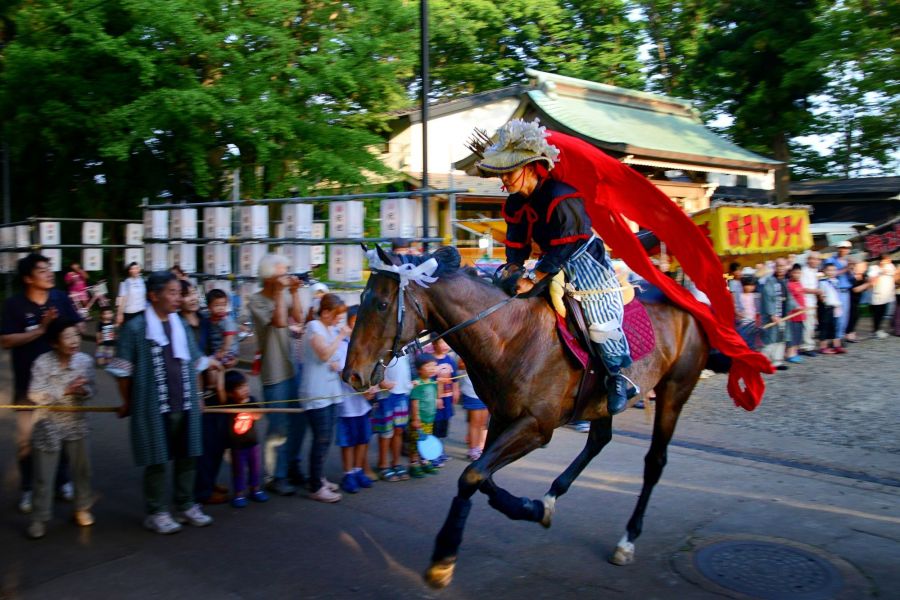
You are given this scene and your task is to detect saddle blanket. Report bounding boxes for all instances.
[556,301,656,369]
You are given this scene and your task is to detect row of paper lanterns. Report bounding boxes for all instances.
[0,197,421,281]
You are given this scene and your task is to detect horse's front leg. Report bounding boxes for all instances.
[425,414,546,589]
[541,416,613,527]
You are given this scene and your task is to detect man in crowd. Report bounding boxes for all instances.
[247,254,305,495]
[799,252,822,357]
[112,271,217,533]
[759,257,795,370]
[1,254,82,513]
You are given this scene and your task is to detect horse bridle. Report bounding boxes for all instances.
[370,266,525,367]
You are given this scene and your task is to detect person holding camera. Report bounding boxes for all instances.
[247,254,306,496]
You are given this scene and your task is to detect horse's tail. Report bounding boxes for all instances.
[705,348,732,374]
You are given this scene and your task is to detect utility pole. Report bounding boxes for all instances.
[3,140,11,297]
[420,0,430,245]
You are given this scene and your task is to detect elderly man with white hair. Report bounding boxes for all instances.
[246,254,306,495]
[799,252,823,356]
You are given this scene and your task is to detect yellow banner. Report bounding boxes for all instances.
[693,205,812,257]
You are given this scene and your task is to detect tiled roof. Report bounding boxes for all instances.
[524,69,781,171]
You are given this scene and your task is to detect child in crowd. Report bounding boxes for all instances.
[336,307,375,493]
[458,357,488,461]
[371,353,412,482]
[785,264,807,363]
[206,289,239,400]
[431,339,458,467]
[817,263,845,354]
[408,353,439,478]
[95,306,118,366]
[225,371,269,508]
[737,270,761,350]
[27,320,95,539]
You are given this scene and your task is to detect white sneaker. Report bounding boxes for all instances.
[26,520,46,539]
[144,512,182,534]
[18,491,33,514]
[875,330,888,339]
[321,478,340,492]
[59,482,74,501]
[175,504,213,527]
[309,486,342,503]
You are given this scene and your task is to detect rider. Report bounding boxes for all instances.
[473,119,632,414]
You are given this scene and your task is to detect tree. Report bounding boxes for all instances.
[427,0,644,97]
[789,0,900,179]
[688,0,829,200]
[0,0,419,221]
[635,0,710,97]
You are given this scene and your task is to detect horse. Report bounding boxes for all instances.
[342,245,709,589]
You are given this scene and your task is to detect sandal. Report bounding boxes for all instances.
[378,467,400,482]
[393,465,410,481]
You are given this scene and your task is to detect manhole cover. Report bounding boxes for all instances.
[694,540,844,599]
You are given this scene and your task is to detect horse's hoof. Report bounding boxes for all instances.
[540,494,556,529]
[424,560,456,589]
[609,535,635,566]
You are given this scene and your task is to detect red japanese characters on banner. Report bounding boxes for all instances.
[864,224,900,256]
[725,214,805,251]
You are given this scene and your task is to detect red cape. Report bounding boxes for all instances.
[546,130,773,410]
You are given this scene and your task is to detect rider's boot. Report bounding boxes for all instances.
[605,367,635,416]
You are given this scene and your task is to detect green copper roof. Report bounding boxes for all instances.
[524,70,781,171]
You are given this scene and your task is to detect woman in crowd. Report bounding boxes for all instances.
[868,253,897,339]
[64,262,90,318]
[845,258,869,343]
[26,320,95,538]
[116,262,146,326]
[301,293,351,503]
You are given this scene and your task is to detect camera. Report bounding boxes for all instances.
[294,272,312,284]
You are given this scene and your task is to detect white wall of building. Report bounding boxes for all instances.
[707,171,775,190]
[385,98,520,173]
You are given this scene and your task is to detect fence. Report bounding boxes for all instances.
[0,189,464,303]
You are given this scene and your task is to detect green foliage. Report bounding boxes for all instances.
[428,0,643,96]
[636,0,709,97]
[0,0,418,220]
[789,0,899,179]
[0,0,895,219]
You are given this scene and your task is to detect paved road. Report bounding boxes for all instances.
[1,330,898,599]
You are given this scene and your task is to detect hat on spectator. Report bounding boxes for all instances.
[837,241,852,248]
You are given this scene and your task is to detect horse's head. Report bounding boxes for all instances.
[341,244,461,391]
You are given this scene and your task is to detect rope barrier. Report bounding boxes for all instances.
[0,375,470,413]
[760,309,807,329]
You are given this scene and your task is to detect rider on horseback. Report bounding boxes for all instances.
[472,119,633,415]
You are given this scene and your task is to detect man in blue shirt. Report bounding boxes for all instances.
[1,253,82,514]
[822,241,853,340]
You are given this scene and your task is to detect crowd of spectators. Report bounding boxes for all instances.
[2,247,485,539]
[729,242,899,370]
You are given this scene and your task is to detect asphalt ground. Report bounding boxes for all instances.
[0,326,898,599]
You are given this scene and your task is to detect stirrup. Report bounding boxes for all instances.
[620,374,640,399]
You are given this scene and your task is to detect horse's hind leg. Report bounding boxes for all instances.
[610,378,689,566]
[425,414,545,589]
[538,416,613,528]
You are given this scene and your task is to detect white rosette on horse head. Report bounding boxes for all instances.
[366,249,440,290]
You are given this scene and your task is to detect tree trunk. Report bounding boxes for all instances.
[771,131,790,203]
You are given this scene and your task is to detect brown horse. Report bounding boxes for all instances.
[342,245,709,589]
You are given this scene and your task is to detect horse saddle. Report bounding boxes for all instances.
[549,272,655,421]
